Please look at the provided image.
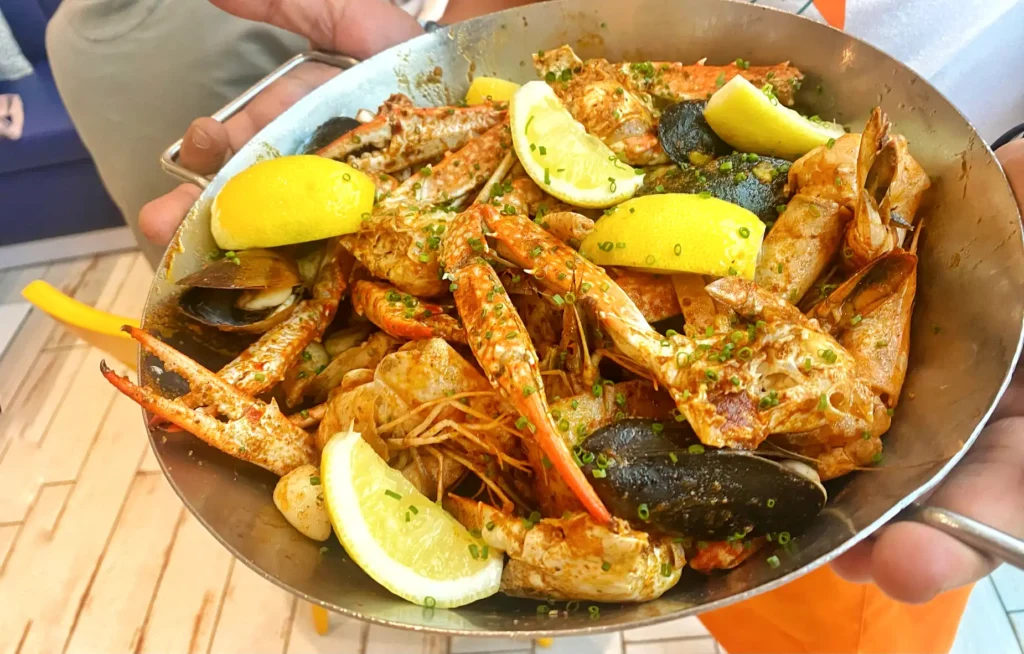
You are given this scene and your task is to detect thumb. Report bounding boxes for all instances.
[208,0,424,59]
[179,117,233,175]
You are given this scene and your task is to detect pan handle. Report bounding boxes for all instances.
[159,51,358,189]
[899,503,1024,570]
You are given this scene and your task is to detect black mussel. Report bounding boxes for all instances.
[658,101,731,166]
[177,249,302,333]
[302,116,361,154]
[579,418,826,541]
[178,286,299,334]
[176,249,300,290]
[638,153,791,223]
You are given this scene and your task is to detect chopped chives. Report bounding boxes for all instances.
[384,490,402,500]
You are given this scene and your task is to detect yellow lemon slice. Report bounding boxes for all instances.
[320,429,502,608]
[703,76,846,160]
[510,81,644,208]
[211,155,375,250]
[580,193,765,279]
[465,76,520,105]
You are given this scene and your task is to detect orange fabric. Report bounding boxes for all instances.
[813,0,847,29]
[699,566,972,653]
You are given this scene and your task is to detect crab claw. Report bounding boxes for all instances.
[102,326,317,476]
[442,204,611,524]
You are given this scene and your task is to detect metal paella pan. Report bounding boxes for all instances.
[139,0,1024,637]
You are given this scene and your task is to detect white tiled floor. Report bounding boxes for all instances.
[0,252,1021,654]
[951,575,1021,654]
[993,564,1024,613]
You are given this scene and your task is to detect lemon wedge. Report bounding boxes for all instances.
[703,76,845,160]
[211,155,375,250]
[579,194,765,279]
[465,76,520,105]
[510,81,643,208]
[320,429,502,608]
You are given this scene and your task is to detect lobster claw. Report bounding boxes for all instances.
[102,327,317,476]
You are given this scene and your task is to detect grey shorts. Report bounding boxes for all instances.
[46,0,306,266]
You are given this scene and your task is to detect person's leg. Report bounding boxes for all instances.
[46,0,306,267]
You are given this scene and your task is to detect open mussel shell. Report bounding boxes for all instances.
[639,152,790,223]
[302,116,361,154]
[579,418,826,541]
[175,249,301,290]
[658,101,731,166]
[178,286,300,334]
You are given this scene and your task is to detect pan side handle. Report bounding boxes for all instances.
[159,51,358,189]
[898,503,1024,570]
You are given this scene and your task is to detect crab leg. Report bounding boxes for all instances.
[754,195,851,304]
[809,249,918,407]
[534,46,667,166]
[622,59,804,106]
[351,279,467,343]
[442,204,611,523]
[102,327,317,476]
[480,210,728,435]
[385,120,512,207]
[317,93,507,174]
[216,239,354,395]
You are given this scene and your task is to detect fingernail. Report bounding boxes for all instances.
[192,126,212,149]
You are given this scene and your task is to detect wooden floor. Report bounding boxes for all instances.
[0,250,1021,654]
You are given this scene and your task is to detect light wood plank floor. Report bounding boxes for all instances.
[0,251,1019,654]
